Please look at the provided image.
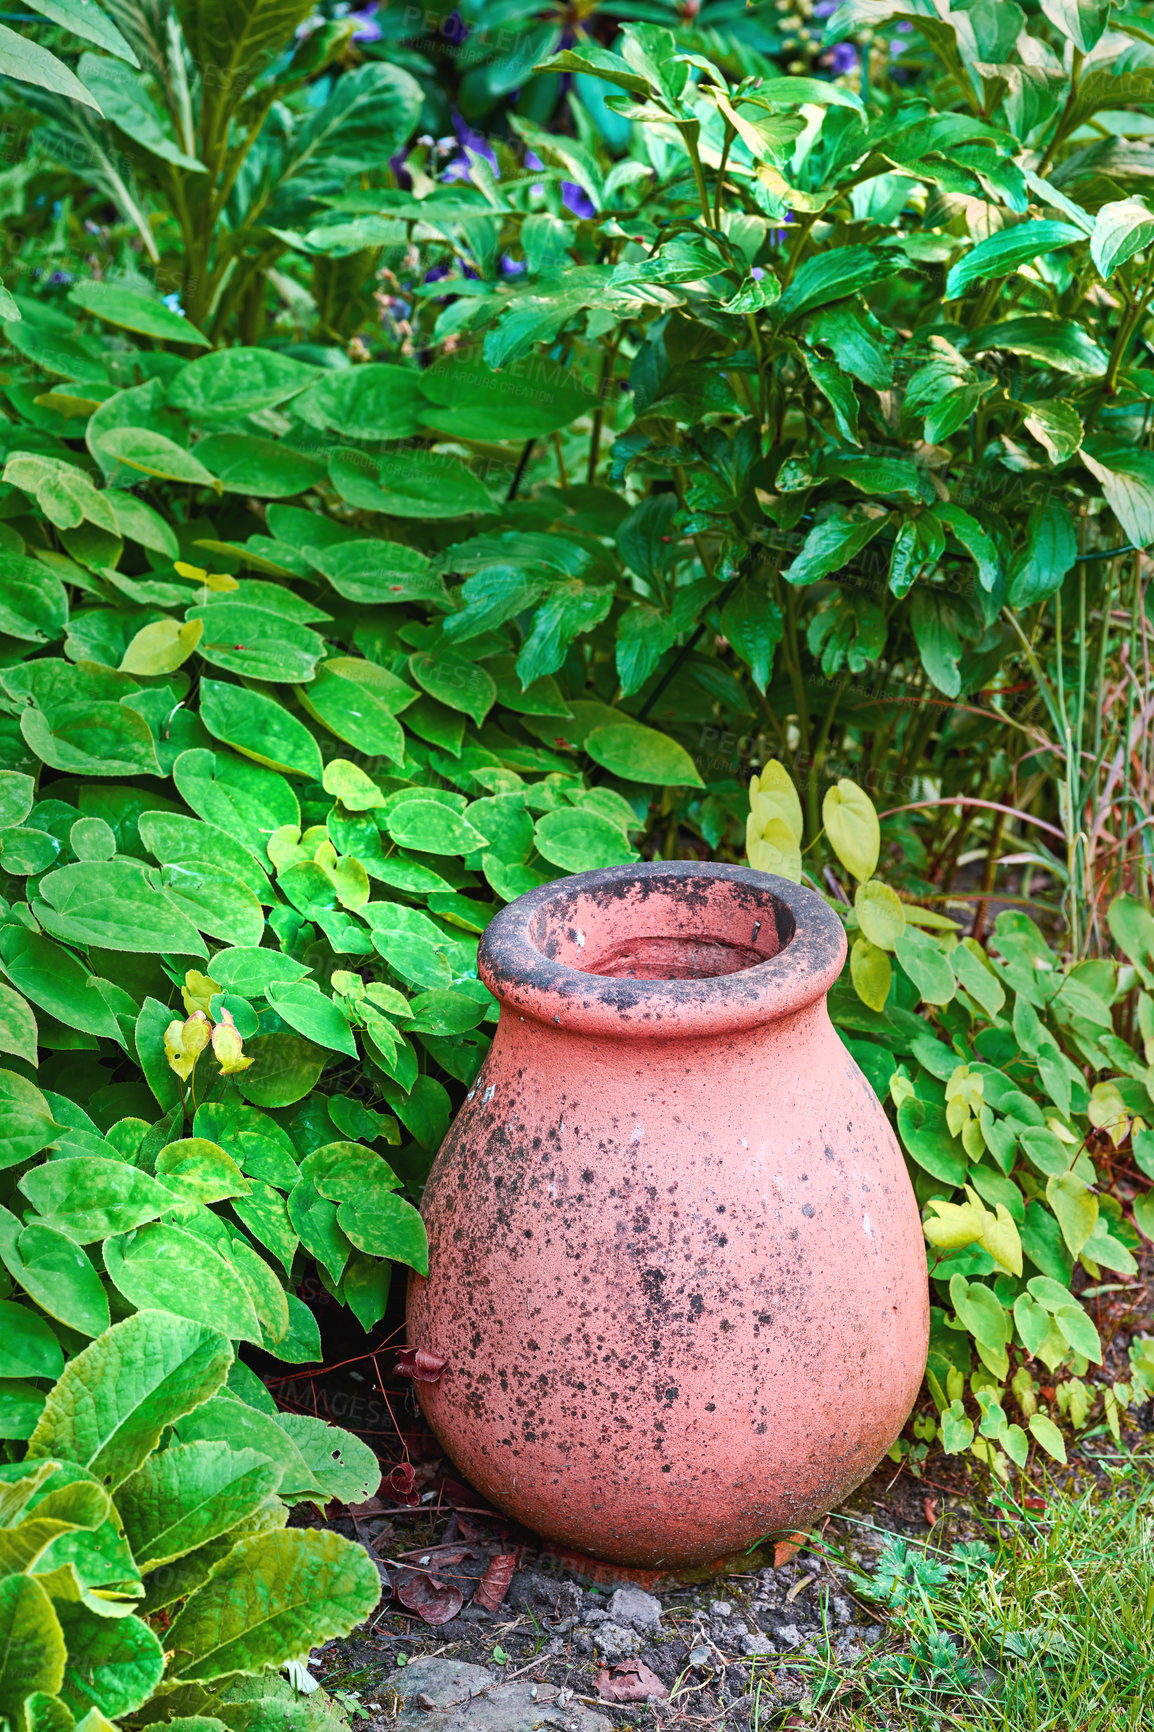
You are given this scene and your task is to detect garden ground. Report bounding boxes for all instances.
[289,1251,1154,1732]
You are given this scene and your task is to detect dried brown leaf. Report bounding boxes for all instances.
[595,1661,668,1703]
[395,1347,448,1383]
[473,1552,517,1614]
[395,1567,464,1625]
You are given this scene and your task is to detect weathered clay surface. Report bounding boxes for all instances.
[407,862,928,1569]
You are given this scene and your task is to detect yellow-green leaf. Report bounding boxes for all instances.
[850,935,891,1010]
[854,878,905,949]
[120,617,204,675]
[1046,1171,1099,1258]
[823,778,880,881]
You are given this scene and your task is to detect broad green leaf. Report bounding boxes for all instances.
[231,1183,298,1273]
[1039,0,1109,50]
[1053,1302,1102,1362]
[949,1273,1008,1355]
[22,703,160,778]
[773,246,903,323]
[69,284,209,347]
[208,948,310,996]
[898,1098,967,1185]
[314,1196,420,1289]
[18,1157,174,1242]
[155,1140,249,1205]
[383,800,487,855]
[322,758,384,810]
[4,454,118,535]
[26,0,138,62]
[286,1179,351,1283]
[939,1398,974,1454]
[533,807,639,872]
[1013,1292,1052,1356]
[265,981,356,1058]
[187,604,323,683]
[420,351,597,440]
[118,1441,281,1569]
[166,1528,380,1681]
[194,435,325,500]
[1023,400,1083,465]
[584,722,703,787]
[0,1380,46,1440]
[971,315,1107,377]
[409,651,496,729]
[271,1413,380,1502]
[96,428,219,489]
[28,1310,232,1487]
[781,511,886,586]
[946,222,1083,297]
[952,940,1005,1016]
[515,581,615,685]
[1008,500,1078,607]
[0,1299,64,1380]
[236,1034,327,1110]
[311,539,446,608]
[199,680,323,780]
[293,363,426,440]
[894,927,956,1006]
[168,349,319,419]
[0,1212,109,1337]
[104,1224,262,1344]
[0,22,101,107]
[77,54,204,169]
[0,1070,60,1167]
[35,859,208,956]
[0,1575,65,1714]
[56,1602,163,1717]
[615,603,677,697]
[1081,441,1154,548]
[138,811,271,900]
[173,748,299,853]
[0,551,69,641]
[1107,893,1154,982]
[329,448,490,518]
[296,668,404,764]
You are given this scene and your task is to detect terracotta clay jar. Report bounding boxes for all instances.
[407,862,928,1569]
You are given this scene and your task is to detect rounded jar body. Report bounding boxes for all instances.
[407,863,928,1569]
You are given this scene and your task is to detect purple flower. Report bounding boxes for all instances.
[562,180,596,218]
[829,41,859,73]
[441,112,499,184]
[424,262,454,285]
[500,255,526,276]
[347,2,381,43]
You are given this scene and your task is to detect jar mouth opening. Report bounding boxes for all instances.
[479,863,844,1039]
[527,876,796,983]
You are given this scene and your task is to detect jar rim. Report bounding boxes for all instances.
[478,861,847,1039]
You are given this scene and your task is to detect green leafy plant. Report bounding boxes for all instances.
[747,762,1154,1465]
[3,0,1154,1474]
[0,1307,380,1728]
